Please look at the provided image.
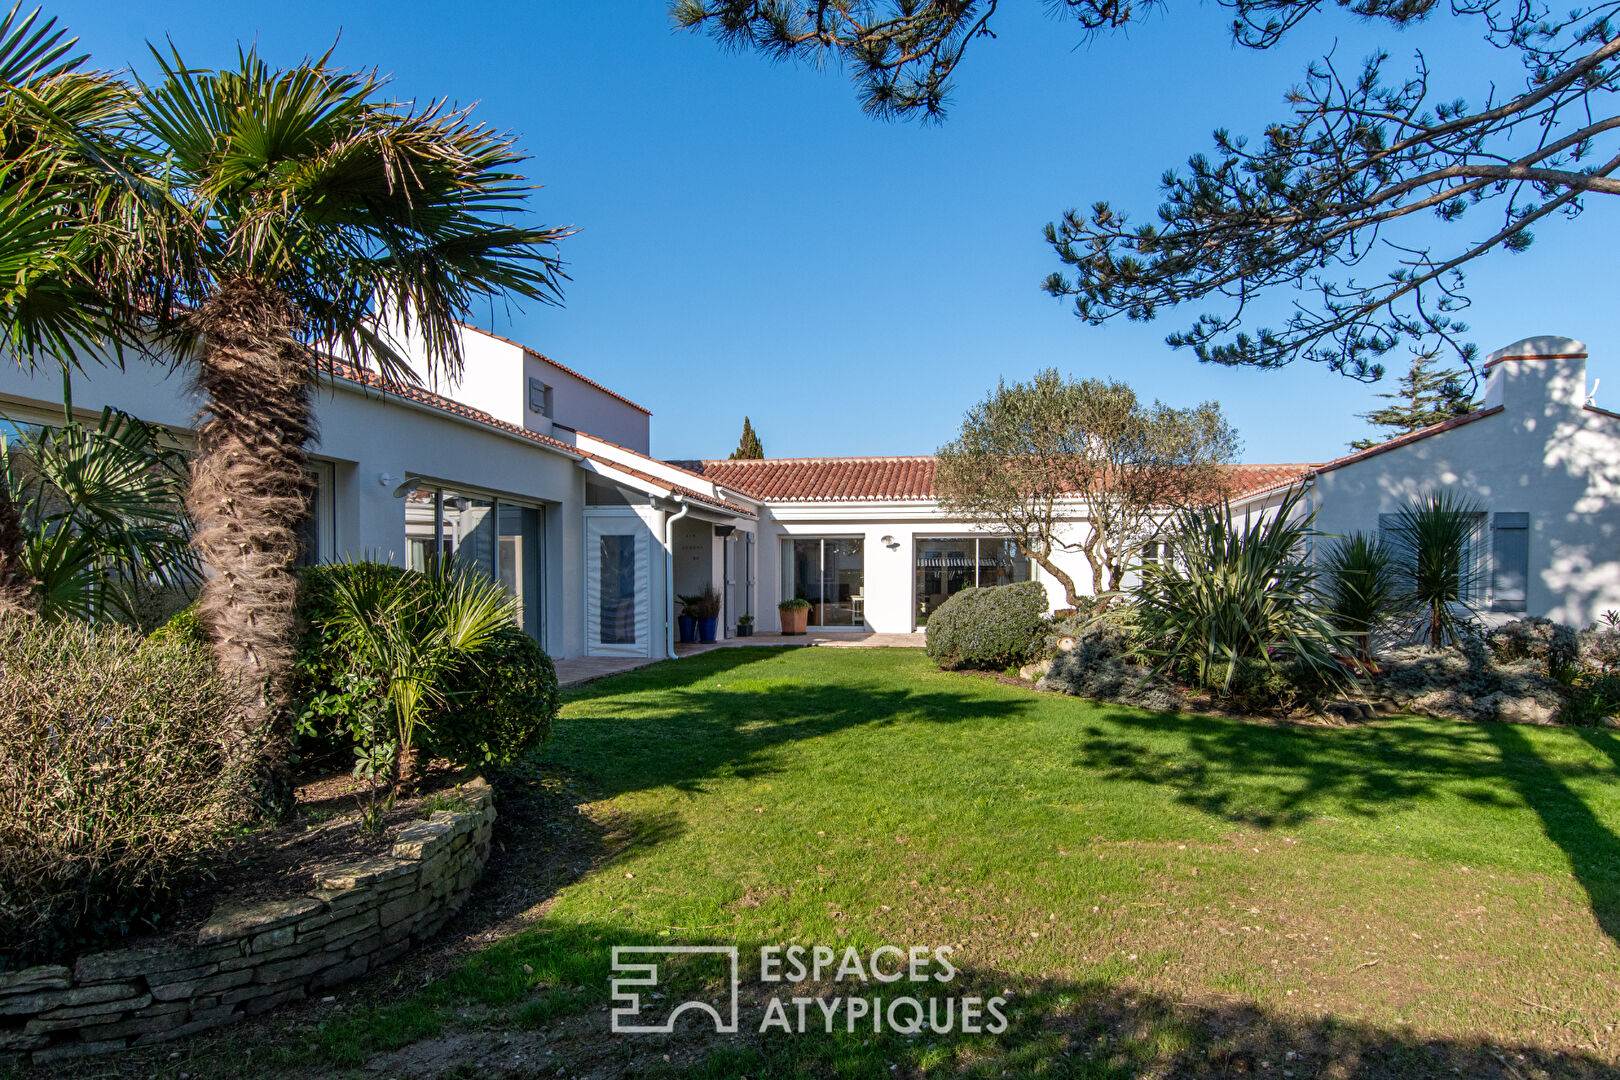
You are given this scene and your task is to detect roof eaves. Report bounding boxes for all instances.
[321,359,586,461]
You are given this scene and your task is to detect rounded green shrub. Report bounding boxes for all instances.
[286,563,406,766]
[925,580,1048,671]
[426,626,559,768]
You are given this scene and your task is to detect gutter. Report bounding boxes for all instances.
[661,496,692,660]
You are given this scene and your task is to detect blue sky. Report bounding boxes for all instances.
[58,1,1620,463]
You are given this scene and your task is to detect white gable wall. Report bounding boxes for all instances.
[1302,337,1620,627]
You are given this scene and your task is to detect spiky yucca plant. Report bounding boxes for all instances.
[1134,489,1347,694]
[1320,532,1397,664]
[1383,491,1485,649]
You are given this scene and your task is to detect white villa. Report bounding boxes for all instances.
[0,329,1614,659]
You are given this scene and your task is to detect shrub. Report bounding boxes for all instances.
[1578,622,1620,673]
[1320,532,1397,663]
[1375,640,1568,724]
[1036,625,1185,712]
[427,626,559,767]
[1204,657,1338,715]
[1563,672,1620,727]
[1133,490,1349,696]
[925,580,1048,670]
[0,617,249,968]
[287,564,404,766]
[148,602,210,649]
[1486,617,1579,674]
[291,560,550,786]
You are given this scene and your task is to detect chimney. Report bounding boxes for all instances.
[1481,335,1589,416]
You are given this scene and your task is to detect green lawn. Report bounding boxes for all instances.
[274,647,1620,1077]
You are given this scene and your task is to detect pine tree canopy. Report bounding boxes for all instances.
[676,1,1620,384]
[730,416,764,459]
[1349,354,1478,450]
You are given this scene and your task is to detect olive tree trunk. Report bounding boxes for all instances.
[187,277,314,814]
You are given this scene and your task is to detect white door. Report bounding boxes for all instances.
[587,517,651,657]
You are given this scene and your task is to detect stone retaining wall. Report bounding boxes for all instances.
[0,778,495,1066]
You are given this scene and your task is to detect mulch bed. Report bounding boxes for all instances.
[127,764,476,954]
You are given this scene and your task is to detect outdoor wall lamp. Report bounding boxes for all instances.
[391,478,421,499]
[881,535,899,550]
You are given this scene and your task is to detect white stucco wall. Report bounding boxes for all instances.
[1300,342,1620,627]
[0,355,591,658]
[532,353,651,454]
[750,503,1101,634]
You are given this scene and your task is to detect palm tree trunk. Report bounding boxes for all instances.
[187,277,314,816]
[0,474,36,615]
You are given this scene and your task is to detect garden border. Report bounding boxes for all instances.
[0,778,496,1066]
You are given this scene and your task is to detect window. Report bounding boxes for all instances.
[1491,512,1530,612]
[1378,509,1492,605]
[529,378,554,418]
[914,537,1031,625]
[781,537,865,627]
[294,461,336,566]
[401,480,546,643]
[598,534,638,644]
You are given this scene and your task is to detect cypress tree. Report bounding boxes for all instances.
[730,417,764,459]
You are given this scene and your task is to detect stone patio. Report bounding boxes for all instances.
[554,631,922,688]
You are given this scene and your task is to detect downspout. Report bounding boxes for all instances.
[662,496,691,659]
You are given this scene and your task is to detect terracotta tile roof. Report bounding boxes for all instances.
[672,456,939,502]
[319,359,751,517]
[674,456,1316,504]
[454,321,651,415]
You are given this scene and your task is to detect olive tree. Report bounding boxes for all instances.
[934,370,1238,608]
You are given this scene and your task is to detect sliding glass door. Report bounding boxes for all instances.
[401,482,546,646]
[781,537,865,628]
[914,537,1030,625]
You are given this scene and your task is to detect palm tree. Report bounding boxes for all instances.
[129,46,569,803]
[2,405,196,623]
[0,5,166,613]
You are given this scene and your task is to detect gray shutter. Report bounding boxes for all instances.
[1377,513,1397,550]
[1491,513,1529,612]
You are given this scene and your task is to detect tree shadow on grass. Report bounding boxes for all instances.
[549,647,1025,801]
[261,920,1619,1078]
[1486,722,1620,947]
[1075,708,1620,947]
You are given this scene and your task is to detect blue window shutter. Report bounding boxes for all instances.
[1491,512,1529,612]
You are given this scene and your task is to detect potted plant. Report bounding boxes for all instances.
[736,613,754,637]
[681,587,723,643]
[677,594,701,643]
[778,597,811,635]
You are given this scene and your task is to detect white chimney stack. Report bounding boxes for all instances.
[1481,335,1588,416]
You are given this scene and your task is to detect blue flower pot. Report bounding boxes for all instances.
[678,616,698,643]
[699,616,719,643]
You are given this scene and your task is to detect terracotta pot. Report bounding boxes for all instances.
[779,604,809,635]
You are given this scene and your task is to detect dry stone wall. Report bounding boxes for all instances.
[0,778,495,1066]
